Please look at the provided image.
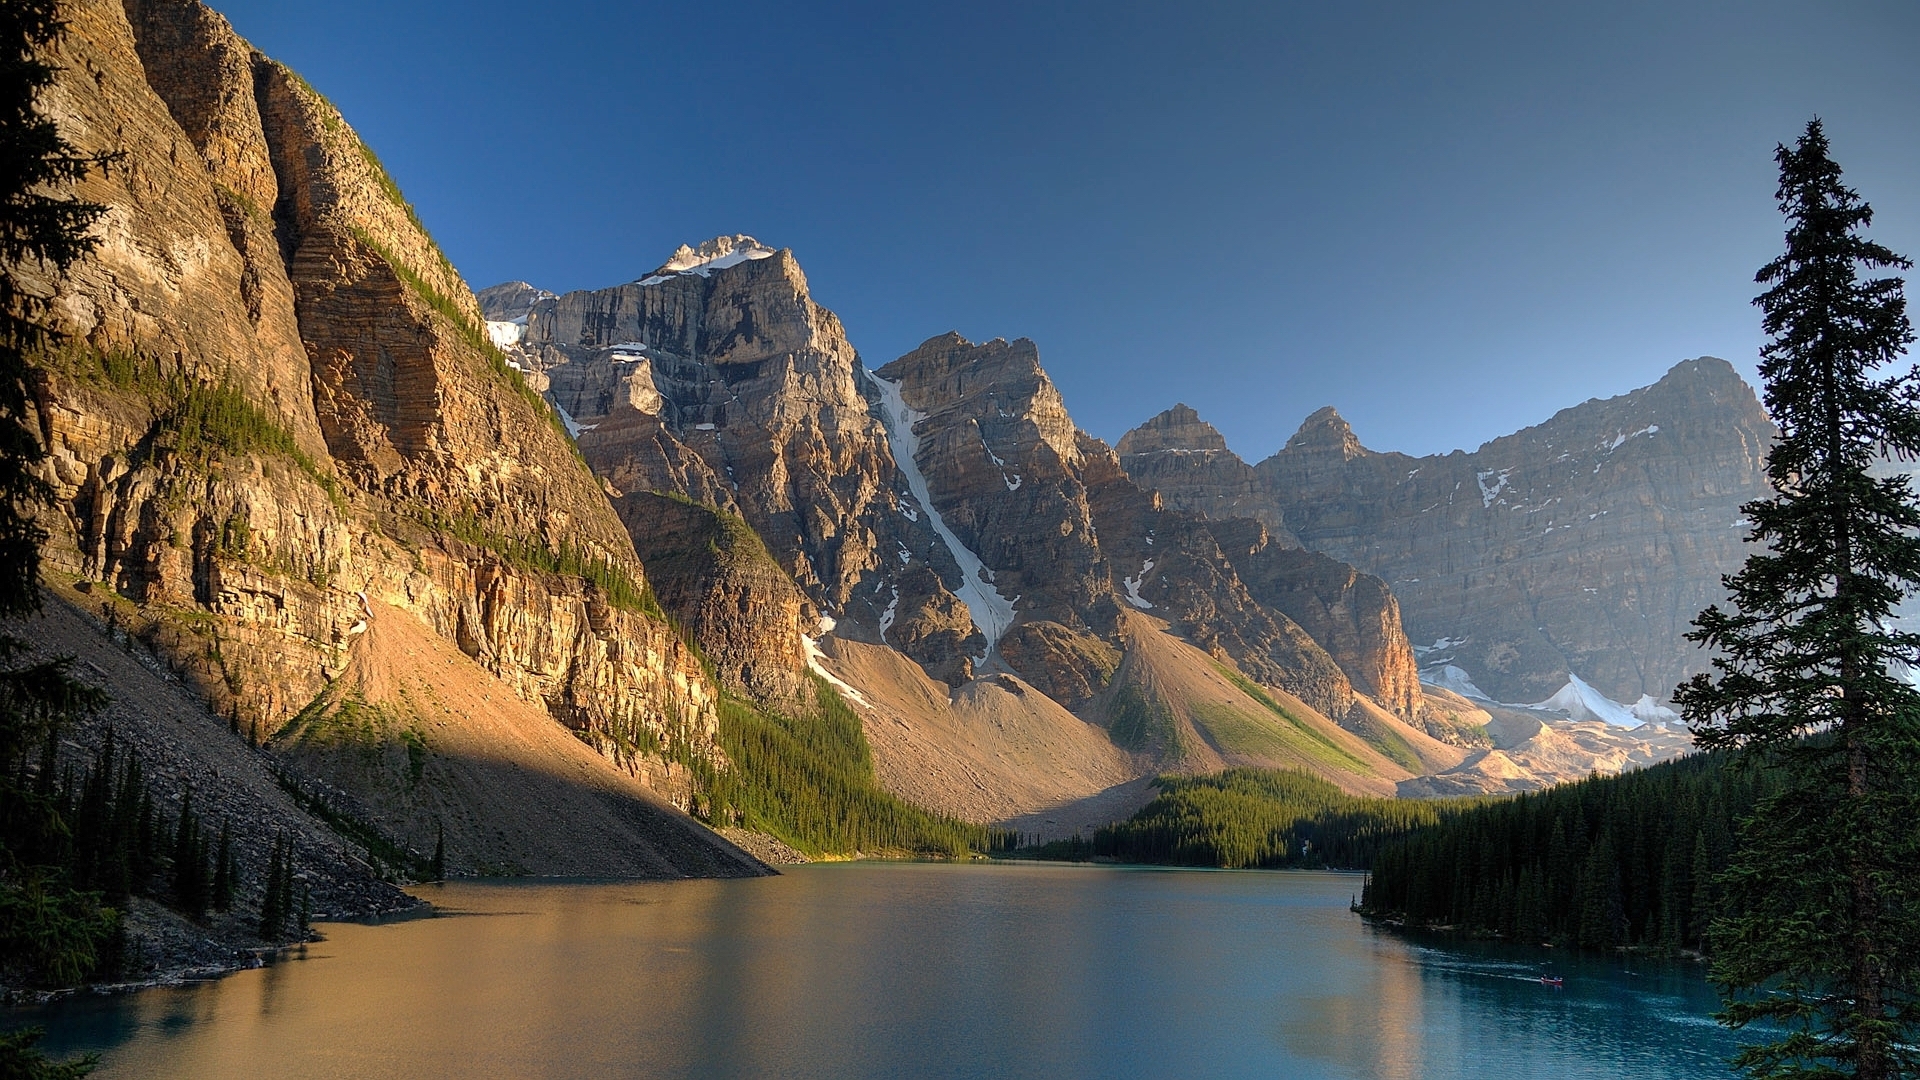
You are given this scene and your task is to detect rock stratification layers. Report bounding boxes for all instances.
[1122,357,1773,705]
[1117,404,1292,540]
[497,237,988,689]
[29,0,751,876]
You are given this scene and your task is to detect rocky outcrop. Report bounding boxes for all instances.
[27,0,735,871]
[1258,359,1771,704]
[875,335,1107,630]
[614,492,809,704]
[1207,518,1422,722]
[488,240,1007,689]
[1117,404,1292,539]
[1123,358,1772,705]
[874,334,1381,729]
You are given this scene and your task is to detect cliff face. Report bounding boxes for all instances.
[495,239,996,690]
[27,0,745,875]
[501,239,1435,780]
[614,492,809,704]
[875,334,1413,732]
[1116,405,1293,540]
[1122,358,1772,705]
[1206,518,1423,722]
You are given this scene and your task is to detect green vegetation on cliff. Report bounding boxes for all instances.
[40,344,342,506]
[680,677,998,858]
[411,508,662,618]
[347,226,565,437]
[1212,665,1383,774]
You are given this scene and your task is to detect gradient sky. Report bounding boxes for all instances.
[206,0,1920,459]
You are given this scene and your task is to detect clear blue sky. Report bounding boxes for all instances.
[207,0,1920,459]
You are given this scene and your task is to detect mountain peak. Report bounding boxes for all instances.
[477,281,556,323]
[1285,406,1365,458]
[1117,403,1231,457]
[645,235,779,281]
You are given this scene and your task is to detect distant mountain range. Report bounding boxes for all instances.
[24,0,1771,894]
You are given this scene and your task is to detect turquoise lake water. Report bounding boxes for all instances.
[14,862,1744,1078]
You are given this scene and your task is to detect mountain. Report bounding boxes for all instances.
[490,248,1682,816]
[27,0,1718,912]
[1122,358,1774,707]
[27,0,761,883]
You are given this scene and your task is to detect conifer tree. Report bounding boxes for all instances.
[1675,118,1920,1080]
[0,0,112,1006]
[211,820,233,913]
[258,835,285,939]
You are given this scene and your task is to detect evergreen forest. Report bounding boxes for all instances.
[1076,768,1475,870]
[674,676,1008,858]
[1356,751,1775,952]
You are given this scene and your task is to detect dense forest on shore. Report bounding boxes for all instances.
[1357,751,1774,952]
[1013,768,1477,869]
[1010,754,1773,958]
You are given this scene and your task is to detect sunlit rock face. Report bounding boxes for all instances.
[1121,358,1773,705]
[27,0,740,873]
[495,242,990,689]
[1118,404,1294,542]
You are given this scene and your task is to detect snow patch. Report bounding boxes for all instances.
[1413,636,1467,658]
[640,236,778,287]
[1604,424,1661,452]
[554,402,595,438]
[801,634,870,707]
[1531,672,1643,728]
[870,371,1016,656]
[1123,559,1156,610]
[1476,467,1513,508]
[878,587,900,642]
[1422,664,1491,701]
[1005,474,1023,491]
[485,318,526,349]
[1630,694,1682,725]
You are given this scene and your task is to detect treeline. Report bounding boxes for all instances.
[677,677,1009,858]
[3,730,308,986]
[1357,751,1774,952]
[1073,769,1476,869]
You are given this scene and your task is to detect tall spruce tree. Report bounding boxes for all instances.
[1675,119,1920,1080]
[0,0,112,1002]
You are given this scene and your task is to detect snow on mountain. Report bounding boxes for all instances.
[637,235,777,285]
[486,316,526,349]
[1532,672,1643,728]
[1423,664,1492,701]
[869,370,1016,657]
[1630,694,1682,725]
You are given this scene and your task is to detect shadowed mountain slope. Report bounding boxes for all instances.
[1123,358,1773,705]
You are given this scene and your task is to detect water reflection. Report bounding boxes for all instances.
[15,864,1740,1080]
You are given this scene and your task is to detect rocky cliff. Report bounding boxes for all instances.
[497,237,1004,691]
[1122,357,1773,705]
[494,241,1444,795]
[874,334,1437,730]
[1116,405,1292,540]
[26,0,754,877]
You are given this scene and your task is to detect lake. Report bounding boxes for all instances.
[15,863,1744,1079]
